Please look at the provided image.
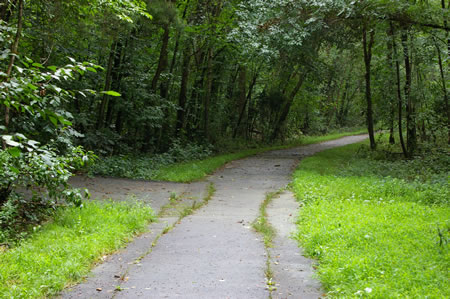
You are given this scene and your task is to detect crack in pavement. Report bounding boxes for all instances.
[267,191,322,299]
[62,135,368,298]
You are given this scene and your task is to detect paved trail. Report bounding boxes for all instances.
[64,135,367,299]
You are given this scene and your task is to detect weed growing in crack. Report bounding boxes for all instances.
[253,191,280,247]
[252,190,284,298]
[178,206,193,219]
[169,192,178,203]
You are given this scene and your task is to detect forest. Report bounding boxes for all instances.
[0,0,449,298]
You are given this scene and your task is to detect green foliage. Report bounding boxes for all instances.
[0,56,100,130]
[2,0,446,160]
[0,142,97,243]
[89,140,212,180]
[0,200,155,298]
[0,50,99,241]
[292,140,449,297]
[152,151,262,182]
[100,90,121,97]
[91,130,366,182]
[62,0,152,23]
[92,146,255,182]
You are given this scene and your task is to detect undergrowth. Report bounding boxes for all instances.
[90,129,366,183]
[292,140,449,298]
[0,201,155,298]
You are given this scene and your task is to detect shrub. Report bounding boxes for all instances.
[0,139,96,244]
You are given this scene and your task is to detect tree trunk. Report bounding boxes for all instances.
[440,0,449,143]
[435,39,449,144]
[271,71,307,140]
[245,71,258,138]
[233,65,247,138]
[401,29,416,157]
[96,41,117,130]
[105,40,125,127]
[145,24,170,150]
[443,0,450,59]
[187,47,206,137]
[362,24,376,150]
[391,23,408,158]
[115,30,137,135]
[2,0,23,150]
[165,0,189,95]
[151,24,170,92]
[386,25,396,144]
[1,0,21,202]
[175,46,191,136]
[203,47,213,139]
[226,66,239,103]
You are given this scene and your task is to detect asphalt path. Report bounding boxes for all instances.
[63,135,368,299]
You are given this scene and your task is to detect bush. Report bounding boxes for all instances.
[89,139,212,180]
[0,135,96,244]
[0,54,99,244]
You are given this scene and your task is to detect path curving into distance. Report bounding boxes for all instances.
[63,135,368,299]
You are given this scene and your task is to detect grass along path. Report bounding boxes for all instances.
[90,129,366,183]
[153,130,367,182]
[0,131,365,298]
[292,141,449,298]
[0,201,155,298]
[108,135,367,297]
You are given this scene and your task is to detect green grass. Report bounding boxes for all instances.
[253,191,279,248]
[153,148,268,182]
[295,129,366,146]
[292,141,449,298]
[0,201,155,298]
[252,191,282,296]
[152,129,367,182]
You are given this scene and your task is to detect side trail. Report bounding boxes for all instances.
[63,135,368,299]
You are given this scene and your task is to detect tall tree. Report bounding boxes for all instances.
[362,22,376,149]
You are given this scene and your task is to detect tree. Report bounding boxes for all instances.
[0,0,149,234]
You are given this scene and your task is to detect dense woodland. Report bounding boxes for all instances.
[0,1,449,297]
[0,0,449,231]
